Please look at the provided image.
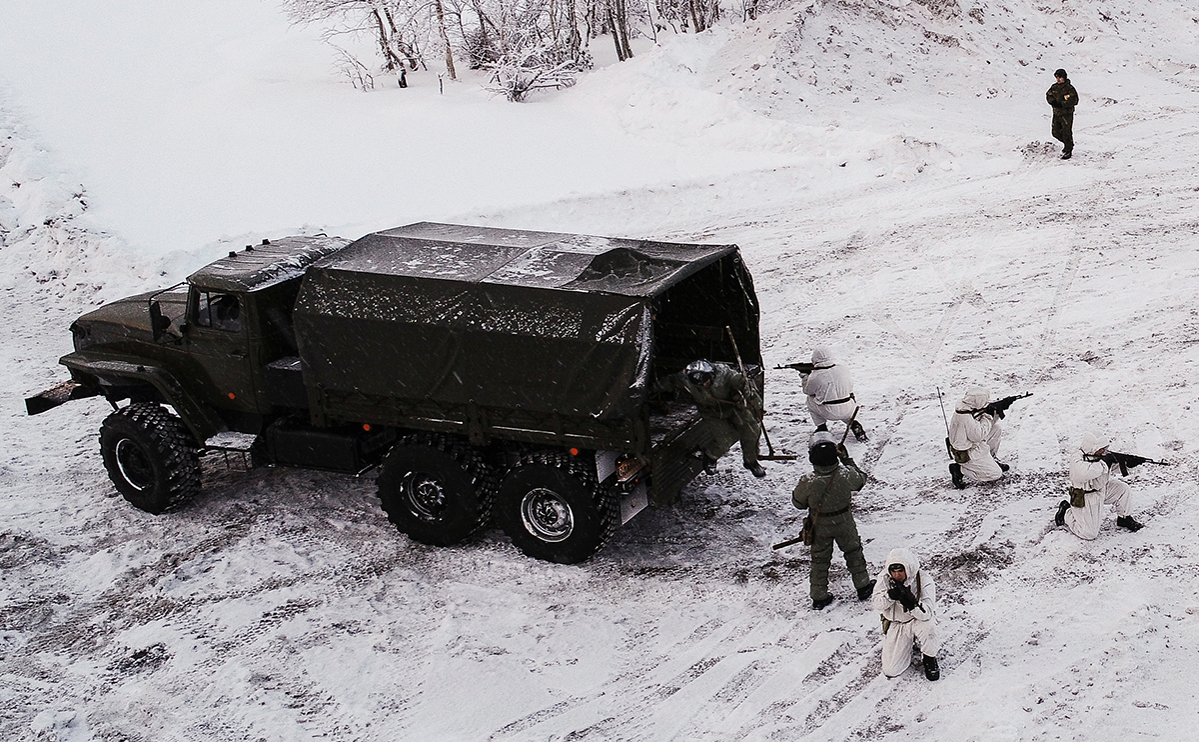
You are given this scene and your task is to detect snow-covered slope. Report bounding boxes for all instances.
[2,0,1198,740]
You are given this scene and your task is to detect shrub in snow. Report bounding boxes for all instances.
[485,51,588,101]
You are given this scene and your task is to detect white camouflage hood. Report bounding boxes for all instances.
[811,346,836,369]
[885,547,920,588]
[1080,431,1109,455]
[959,387,990,411]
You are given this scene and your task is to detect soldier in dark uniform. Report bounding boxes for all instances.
[656,360,766,477]
[1046,68,1078,159]
[791,432,875,610]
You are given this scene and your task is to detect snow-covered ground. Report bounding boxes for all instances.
[3,0,1199,739]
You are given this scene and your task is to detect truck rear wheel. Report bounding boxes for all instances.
[496,453,619,564]
[377,435,496,547]
[99,403,201,514]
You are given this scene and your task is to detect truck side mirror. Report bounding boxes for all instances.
[150,301,172,342]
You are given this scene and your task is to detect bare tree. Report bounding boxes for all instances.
[282,0,423,75]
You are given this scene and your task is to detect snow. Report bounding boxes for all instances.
[3,0,1199,740]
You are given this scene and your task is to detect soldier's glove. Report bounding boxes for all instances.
[1100,452,1118,467]
[836,443,849,460]
[888,584,918,611]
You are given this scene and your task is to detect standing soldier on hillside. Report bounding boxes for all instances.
[801,347,868,442]
[1055,432,1145,538]
[655,359,767,478]
[946,387,1010,489]
[791,431,875,610]
[1047,68,1078,160]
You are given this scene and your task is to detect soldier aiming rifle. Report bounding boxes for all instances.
[1055,432,1161,539]
[778,347,868,441]
[944,387,1029,489]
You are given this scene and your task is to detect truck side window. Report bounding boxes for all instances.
[195,292,242,332]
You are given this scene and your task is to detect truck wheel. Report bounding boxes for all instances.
[377,435,496,547]
[496,453,619,564]
[99,403,201,514]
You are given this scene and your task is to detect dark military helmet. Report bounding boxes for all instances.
[686,359,715,385]
[809,431,838,467]
[1054,68,1067,79]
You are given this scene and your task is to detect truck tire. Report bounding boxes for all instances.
[377,434,496,547]
[99,402,201,514]
[496,452,619,564]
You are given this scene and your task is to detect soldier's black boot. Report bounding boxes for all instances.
[850,420,868,442]
[1055,500,1070,527]
[744,461,766,478]
[694,449,718,475]
[815,423,828,432]
[997,461,1010,473]
[1061,148,1072,160]
[1116,515,1144,532]
[856,579,876,601]
[812,595,834,611]
[922,655,940,681]
[949,463,966,490]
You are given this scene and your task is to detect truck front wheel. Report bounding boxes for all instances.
[99,403,201,514]
[497,455,618,564]
[377,435,496,547]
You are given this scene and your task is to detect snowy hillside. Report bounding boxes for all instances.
[3,0,1199,740]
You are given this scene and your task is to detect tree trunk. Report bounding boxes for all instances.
[371,7,404,70]
[434,0,457,79]
[689,0,705,34]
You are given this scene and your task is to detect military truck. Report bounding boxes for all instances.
[27,223,762,563]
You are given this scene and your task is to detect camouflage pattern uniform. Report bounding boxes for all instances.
[792,456,872,602]
[659,362,762,467]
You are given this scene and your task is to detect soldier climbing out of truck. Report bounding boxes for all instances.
[654,359,766,478]
[26,222,765,564]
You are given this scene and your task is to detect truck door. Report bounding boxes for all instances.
[185,288,259,412]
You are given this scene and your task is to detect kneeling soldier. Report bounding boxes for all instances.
[1056,432,1144,538]
[947,387,1008,489]
[872,547,940,681]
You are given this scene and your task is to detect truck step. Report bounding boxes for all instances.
[204,431,259,452]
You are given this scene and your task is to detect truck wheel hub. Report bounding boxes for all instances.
[403,472,446,521]
[114,438,153,491]
[520,487,574,542]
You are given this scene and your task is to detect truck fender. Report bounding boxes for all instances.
[59,352,225,443]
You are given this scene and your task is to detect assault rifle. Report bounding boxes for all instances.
[775,362,814,374]
[969,392,1032,420]
[1088,451,1171,477]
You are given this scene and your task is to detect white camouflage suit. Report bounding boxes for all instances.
[802,347,857,427]
[871,547,940,678]
[947,387,1004,483]
[1064,432,1133,540]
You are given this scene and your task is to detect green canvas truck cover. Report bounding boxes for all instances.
[293,222,758,425]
